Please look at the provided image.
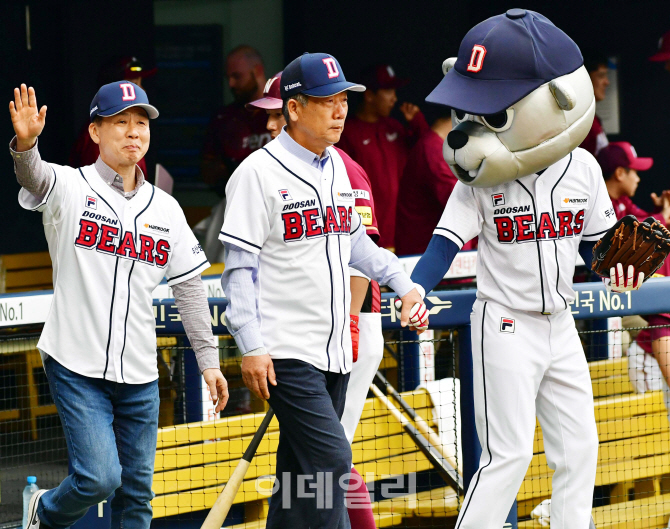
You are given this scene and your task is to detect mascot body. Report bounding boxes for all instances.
[410,10,617,528]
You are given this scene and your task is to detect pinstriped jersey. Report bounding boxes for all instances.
[434,148,616,313]
[220,139,362,373]
[18,163,209,383]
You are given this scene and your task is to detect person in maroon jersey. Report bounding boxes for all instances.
[579,54,610,157]
[649,30,670,71]
[628,254,670,424]
[247,72,383,529]
[69,56,155,172]
[597,141,670,224]
[395,113,475,256]
[201,45,270,196]
[338,64,429,249]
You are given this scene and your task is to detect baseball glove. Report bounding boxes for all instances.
[591,215,670,283]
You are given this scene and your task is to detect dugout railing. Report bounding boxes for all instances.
[2,276,670,527]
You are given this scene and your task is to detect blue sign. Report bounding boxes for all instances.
[151,277,670,335]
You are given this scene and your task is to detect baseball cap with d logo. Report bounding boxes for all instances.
[89,81,159,122]
[280,53,365,100]
[426,9,583,115]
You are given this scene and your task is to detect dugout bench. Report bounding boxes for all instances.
[151,387,457,527]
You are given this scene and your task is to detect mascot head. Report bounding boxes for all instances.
[427,9,595,187]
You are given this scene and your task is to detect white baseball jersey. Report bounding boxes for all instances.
[435,148,616,313]
[19,163,209,383]
[220,139,361,374]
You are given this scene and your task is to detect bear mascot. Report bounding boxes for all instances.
[407,9,631,529]
[428,8,595,188]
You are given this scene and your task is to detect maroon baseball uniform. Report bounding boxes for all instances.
[609,190,670,351]
[338,112,429,248]
[336,146,381,312]
[579,115,608,156]
[609,194,664,224]
[637,257,670,350]
[395,129,464,256]
[202,103,271,187]
[69,124,147,174]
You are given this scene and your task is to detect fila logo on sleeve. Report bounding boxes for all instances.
[491,193,505,207]
[500,317,515,333]
[322,58,340,78]
[120,83,136,101]
[467,44,487,73]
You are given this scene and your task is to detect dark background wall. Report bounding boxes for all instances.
[285,0,670,212]
[0,0,154,254]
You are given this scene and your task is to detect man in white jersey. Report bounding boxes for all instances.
[411,10,636,529]
[220,53,427,529]
[247,72,386,528]
[10,82,228,529]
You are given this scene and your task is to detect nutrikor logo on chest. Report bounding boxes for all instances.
[561,197,589,209]
[144,223,170,234]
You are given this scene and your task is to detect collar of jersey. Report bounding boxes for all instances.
[84,163,153,213]
[278,127,330,171]
[94,156,146,199]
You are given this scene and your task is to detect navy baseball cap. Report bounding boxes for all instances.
[89,81,159,122]
[426,9,583,115]
[280,53,365,99]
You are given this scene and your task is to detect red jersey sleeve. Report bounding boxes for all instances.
[335,147,380,242]
[405,111,430,144]
[424,134,458,208]
[613,195,664,223]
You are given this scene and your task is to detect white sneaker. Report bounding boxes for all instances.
[27,489,48,528]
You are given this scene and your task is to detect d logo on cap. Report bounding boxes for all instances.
[467,45,487,73]
[322,58,340,79]
[120,83,137,101]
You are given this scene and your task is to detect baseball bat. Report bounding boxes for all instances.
[375,371,461,474]
[369,384,463,491]
[200,407,275,529]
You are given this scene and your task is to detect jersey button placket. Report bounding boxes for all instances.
[537,179,556,314]
[321,168,340,372]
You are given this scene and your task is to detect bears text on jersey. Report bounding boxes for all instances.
[282,205,353,242]
[74,217,170,267]
[494,209,585,243]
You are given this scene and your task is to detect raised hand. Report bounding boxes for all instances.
[651,192,663,208]
[399,102,420,122]
[9,84,47,152]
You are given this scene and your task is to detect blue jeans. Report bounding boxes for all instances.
[39,355,159,529]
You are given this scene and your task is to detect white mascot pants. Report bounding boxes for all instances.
[341,312,384,445]
[456,300,598,529]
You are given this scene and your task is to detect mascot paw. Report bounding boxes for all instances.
[608,263,644,292]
